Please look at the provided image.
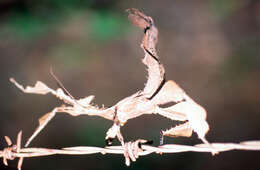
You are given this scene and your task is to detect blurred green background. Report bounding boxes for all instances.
[1,0,260,170]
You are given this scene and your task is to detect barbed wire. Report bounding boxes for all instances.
[1,141,260,158]
[2,140,260,158]
[1,131,260,169]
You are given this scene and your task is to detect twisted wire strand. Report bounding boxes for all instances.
[1,140,260,159]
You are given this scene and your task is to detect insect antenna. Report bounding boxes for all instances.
[50,67,86,108]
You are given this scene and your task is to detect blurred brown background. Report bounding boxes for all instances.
[1,0,260,170]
